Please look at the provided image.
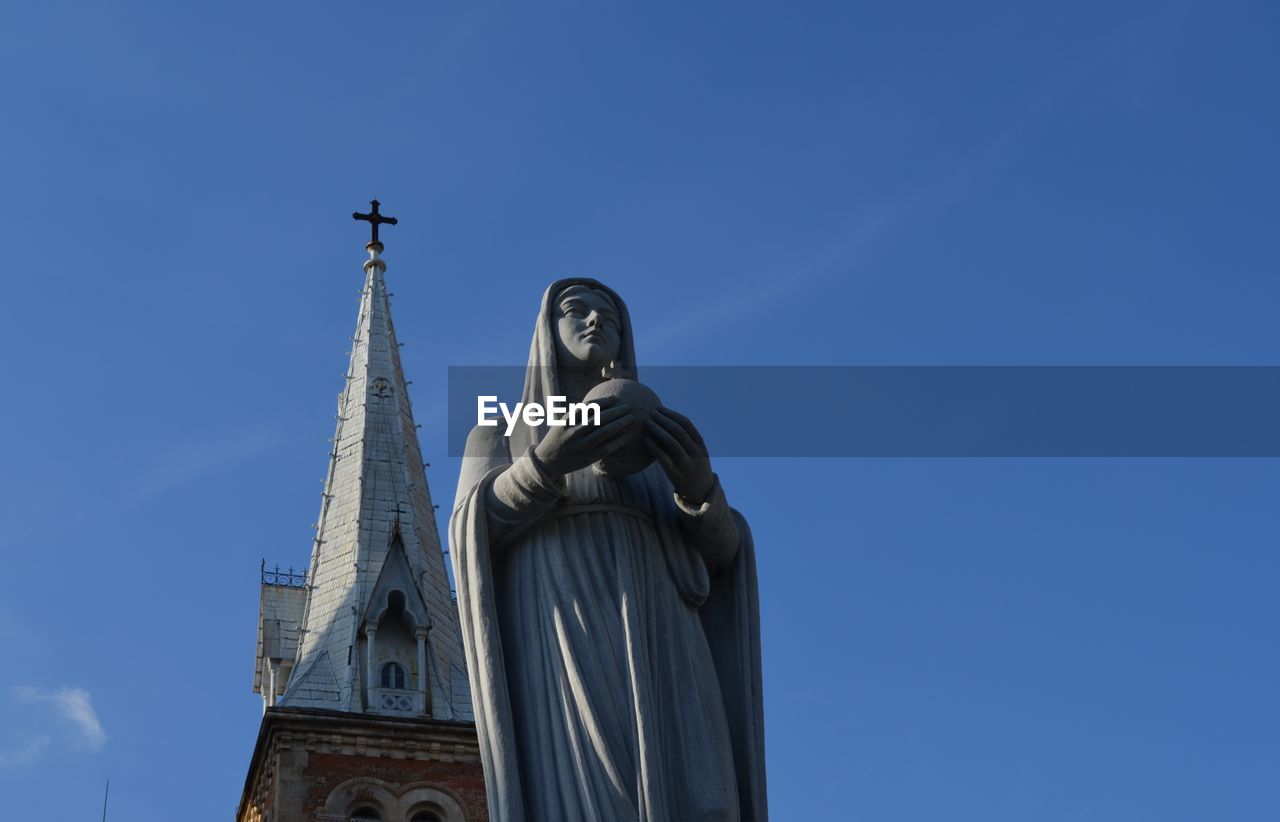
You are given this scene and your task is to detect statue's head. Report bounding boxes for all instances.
[551,283,622,372]
[511,278,634,455]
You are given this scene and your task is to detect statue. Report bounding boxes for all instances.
[451,279,767,821]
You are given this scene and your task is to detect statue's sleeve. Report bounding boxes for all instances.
[455,426,566,547]
[700,509,769,822]
[673,474,740,577]
[484,448,567,545]
[451,430,528,822]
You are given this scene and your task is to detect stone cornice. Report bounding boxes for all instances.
[237,708,480,821]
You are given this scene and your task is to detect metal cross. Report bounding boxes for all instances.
[352,199,398,244]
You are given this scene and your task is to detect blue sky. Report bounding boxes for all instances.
[1,1,1277,819]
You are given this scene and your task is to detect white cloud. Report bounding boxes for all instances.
[13,686,107,751]
[0,734,50,767]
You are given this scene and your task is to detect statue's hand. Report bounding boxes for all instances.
[645,407,714,505]
[534,396,635,477]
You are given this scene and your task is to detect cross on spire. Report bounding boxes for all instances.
[352,199,398,244]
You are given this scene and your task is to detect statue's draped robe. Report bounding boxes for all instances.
[451,279,767,822]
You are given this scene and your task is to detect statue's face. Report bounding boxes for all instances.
[553,285,621,370]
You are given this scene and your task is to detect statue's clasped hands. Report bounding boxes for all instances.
[532,396,714,505]
[533,395,635,477]
[644,407,714,505]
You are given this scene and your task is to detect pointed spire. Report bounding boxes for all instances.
[256,204,470,719]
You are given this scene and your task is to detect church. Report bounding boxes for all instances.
[236,203,489,822]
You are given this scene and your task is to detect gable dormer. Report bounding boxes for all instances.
[358,520,436,716]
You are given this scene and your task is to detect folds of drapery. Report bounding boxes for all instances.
[451,432,768,821]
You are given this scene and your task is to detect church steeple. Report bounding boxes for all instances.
[253,208,470,720]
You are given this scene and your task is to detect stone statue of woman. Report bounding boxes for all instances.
[451,279,767,821]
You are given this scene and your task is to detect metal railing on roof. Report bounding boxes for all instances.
[261,560,308,588]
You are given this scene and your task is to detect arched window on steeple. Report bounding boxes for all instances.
[349,807,381,822]
[380,661,407,690]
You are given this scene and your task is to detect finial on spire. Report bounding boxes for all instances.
[353,199,398,245]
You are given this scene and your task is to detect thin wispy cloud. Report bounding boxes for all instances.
[2,424,284,550]
[643,205,907,357]
[13,686,107,751]
[0,734,50,767]
[130,426,279,503]
[645,5,1190,356]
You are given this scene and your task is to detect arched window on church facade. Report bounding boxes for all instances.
[380,661,407,690]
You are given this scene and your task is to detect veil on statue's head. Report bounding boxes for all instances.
[510,278,637,457]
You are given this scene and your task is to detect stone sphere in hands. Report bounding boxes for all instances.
[583,378,661,476]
